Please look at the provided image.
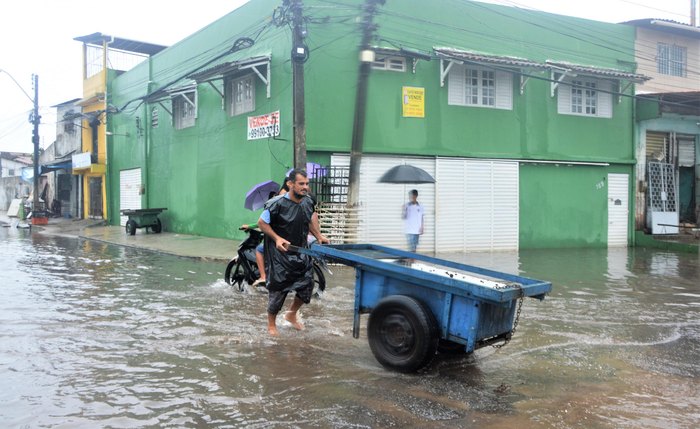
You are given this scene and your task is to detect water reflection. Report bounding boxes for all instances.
[1,228,698,428]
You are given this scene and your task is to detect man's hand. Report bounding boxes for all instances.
[275,237,291,252]
[317,234,331,244]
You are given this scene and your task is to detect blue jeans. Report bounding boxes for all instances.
[406,234,420,253]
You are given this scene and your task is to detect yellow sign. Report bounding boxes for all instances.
[402,86,425,118]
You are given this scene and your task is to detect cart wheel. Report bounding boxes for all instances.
[312,262,326,299]
[368,295,439,373]
[224,257,246,291]
[152,218,162,233]
[125,220,137,236]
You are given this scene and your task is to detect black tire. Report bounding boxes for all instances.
[367,295,439,373]
[152,218,162,233]
[224,257,246,291]
[126,220,137,236]
[312,263,326,299]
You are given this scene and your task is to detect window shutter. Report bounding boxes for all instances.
[448,64,465,106]
[597,80,612,118]
[557,79,571,114]
[494,70,513,110]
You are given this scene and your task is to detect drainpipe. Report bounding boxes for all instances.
[103,35,114,222]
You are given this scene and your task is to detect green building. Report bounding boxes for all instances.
[106,0,648,251]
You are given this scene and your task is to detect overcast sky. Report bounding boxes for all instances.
[0,0,694,153]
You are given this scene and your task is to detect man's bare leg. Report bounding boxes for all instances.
[284,296,305,330]
[255,251,266,282]
[267,313,279,336]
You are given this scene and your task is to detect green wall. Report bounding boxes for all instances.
[108,0,294,239]
[519,163,633,248]
[305,0,637,163]
[104,0,641,247]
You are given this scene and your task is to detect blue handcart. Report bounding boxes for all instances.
[300,243,552,373]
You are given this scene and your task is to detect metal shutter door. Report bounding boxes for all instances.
[464,160,519,251]
[119,168,141,226]
[646,131,667,160]
[678,136,696,167]
[435,158,467,252]
[607,173,629,247]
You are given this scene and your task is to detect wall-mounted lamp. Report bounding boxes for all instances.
[105,131,130,137]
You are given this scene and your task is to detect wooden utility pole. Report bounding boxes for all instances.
[291,0,307,169]
[31,74,41,213]
[347,0,384,206]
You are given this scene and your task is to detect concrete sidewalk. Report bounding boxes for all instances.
[1,210,238,261]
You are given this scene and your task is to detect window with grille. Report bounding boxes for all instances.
[557,76,611,118]
[570,80,597,115]
[172,90,197,130]
[226,74,255,116]
[657,43,687,77]
[448,64,512,109]
[371,55,406,72]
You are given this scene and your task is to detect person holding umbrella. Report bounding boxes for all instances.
[258,169,328,336]
[402,189,424,253]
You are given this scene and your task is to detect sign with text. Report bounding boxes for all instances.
[72,152,92,169]
[402,86,425,118]
[247,111,280,140]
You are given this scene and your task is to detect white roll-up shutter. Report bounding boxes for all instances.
[119,168,142,226]
[435,158,467,252]
[678,136,696,167]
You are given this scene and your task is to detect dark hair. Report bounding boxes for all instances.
[268,191,277,199]
[287,168,308,183]
[280,178,290,192]
[409,189,418,197]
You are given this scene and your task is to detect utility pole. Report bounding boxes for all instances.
[692,0,697,26]
[347,0,384,206]
[31,74,41,214]
[290,0,308,169]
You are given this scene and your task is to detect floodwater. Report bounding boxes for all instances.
[1,228,698,428]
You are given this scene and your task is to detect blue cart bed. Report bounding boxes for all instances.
[301,243,552,372]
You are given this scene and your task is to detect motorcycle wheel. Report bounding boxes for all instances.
[224,257,246,291]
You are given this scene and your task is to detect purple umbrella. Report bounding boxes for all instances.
[244,180,281,211]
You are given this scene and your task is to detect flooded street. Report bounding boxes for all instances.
[1,228,698,428]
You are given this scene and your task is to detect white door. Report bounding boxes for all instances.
[607,173,629,247]
[120,168,142,226]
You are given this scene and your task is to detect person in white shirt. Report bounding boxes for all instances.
[402,189,424,253]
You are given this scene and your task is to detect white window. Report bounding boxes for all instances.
[227,74,256,116]
[557,76,612,118]
[172,90,197,130]
[448,64,512,110]
[657,43,687,77]
[371,55,406,72]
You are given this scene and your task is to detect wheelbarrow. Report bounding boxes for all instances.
[297,243,552,373]
[120,208,167,235]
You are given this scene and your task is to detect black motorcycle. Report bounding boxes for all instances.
[224,226,327,297]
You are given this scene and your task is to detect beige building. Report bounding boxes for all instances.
[626,19,700,94]
[624,19,700,233]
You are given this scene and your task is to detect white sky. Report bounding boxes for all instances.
[0,0,695,153]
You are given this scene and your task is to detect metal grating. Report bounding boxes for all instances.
[647,162,677,212]
[310,166,349,204]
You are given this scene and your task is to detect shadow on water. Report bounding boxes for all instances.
[1,228,698,428]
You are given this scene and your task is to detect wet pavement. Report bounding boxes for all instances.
[1,227,699,428]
